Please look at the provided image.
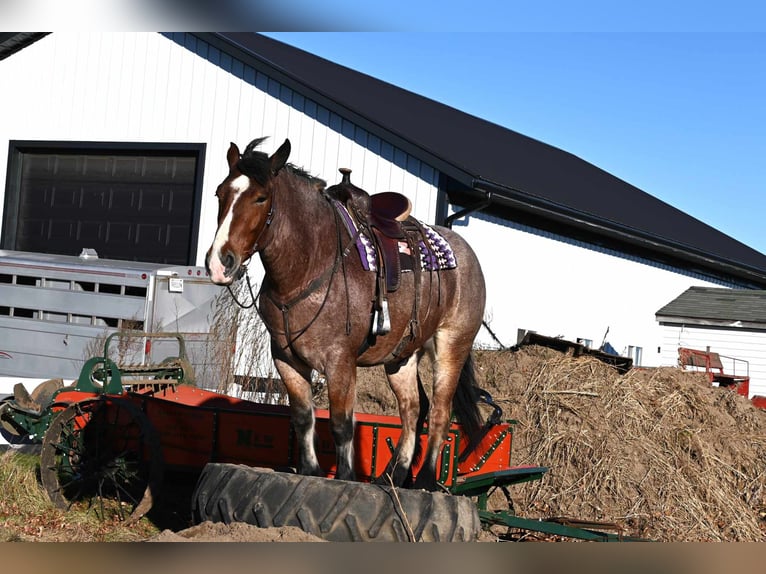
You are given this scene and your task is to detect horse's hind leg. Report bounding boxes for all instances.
[273,356,323,477]
[413,331,472,491]
[376,351,424,487]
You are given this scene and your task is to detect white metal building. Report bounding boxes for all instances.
[3,32,766,381]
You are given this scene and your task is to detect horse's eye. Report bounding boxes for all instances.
[254,196,268,205]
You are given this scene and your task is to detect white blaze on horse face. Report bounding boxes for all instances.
[208,174,250,284]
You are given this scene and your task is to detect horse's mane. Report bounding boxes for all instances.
[238,137,326,191]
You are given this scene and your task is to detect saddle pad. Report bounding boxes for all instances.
[418,224,458,271]
[335,200,377,271]
[333,200,457,272]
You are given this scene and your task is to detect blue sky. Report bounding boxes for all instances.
[263,31,766,255]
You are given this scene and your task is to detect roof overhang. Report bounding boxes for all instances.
[656,316,766,331]
[447,178,766,288]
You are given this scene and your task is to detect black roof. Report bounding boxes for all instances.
[204,33,766,288]
[656,286,766,326]
[0,33,48,61]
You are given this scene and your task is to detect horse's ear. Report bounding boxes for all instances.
[270,139,291,175]
[227,142,240,169]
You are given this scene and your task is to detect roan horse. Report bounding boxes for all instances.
[205,137,487,491]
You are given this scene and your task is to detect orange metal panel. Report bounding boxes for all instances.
[43,385,516,488]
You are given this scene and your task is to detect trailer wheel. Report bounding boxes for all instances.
[192,463,481,542]
[40,397,164,524]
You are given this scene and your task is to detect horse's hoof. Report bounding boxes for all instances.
[335,470,356,482]
[297,465,324,478]
[412,474,440,492]
[373,466,413,487]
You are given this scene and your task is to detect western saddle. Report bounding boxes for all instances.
[325,168,419,337]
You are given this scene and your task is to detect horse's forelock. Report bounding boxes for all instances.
[236,137,327,191]
[243,136,269,157]
[237,138,272,186]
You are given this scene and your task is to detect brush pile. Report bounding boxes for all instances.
[350,345,766,541]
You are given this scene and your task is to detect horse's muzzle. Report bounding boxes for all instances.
[206,248,241,285]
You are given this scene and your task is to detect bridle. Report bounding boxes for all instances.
[225,181,357,357]
[224,174,276,307]
[242,201,274,263]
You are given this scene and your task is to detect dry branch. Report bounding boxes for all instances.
[540,390,599,397]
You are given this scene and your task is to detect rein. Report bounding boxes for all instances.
[226,269,257,309]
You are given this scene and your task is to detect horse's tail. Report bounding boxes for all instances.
[452,352,485,456]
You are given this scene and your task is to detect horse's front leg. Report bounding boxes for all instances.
[273,356,323,477]
[325,357,357,481]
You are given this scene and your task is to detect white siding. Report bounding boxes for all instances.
[0,32,440,270]
[455,211,728,367]
[660,324,766,398]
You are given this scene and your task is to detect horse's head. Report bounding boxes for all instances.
[205,137,291,285]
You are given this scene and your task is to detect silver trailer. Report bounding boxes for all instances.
[0,249,225,394]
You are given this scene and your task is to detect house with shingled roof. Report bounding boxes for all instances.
[657,287,766,396]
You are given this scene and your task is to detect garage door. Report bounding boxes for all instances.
[2,142,205,265]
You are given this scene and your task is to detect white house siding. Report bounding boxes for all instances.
[659,324,766,398]
[0,32,440,379]
[455,211,732,367]
[0,32,440,269]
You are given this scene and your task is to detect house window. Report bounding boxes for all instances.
[628,345,643,366]
[2,141,206,265]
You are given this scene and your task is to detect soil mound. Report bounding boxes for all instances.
[148,521,325,542]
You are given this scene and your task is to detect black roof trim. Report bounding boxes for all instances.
[0,33,48,61]
[470,178,766,287]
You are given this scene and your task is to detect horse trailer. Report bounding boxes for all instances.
[0,249,225,399]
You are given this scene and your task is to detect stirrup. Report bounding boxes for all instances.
[372,299,391,336]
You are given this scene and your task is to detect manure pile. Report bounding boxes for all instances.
[349,345,766,541]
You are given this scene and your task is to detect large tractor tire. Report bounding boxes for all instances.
[192,463,481,542]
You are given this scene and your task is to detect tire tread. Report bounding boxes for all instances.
[192,463,480,542]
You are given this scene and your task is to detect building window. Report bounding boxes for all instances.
[2,141,206,265]
[628,345,643,366]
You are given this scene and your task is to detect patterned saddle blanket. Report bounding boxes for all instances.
[334,200,457,276]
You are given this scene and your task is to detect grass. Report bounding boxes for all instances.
[0,449,163,542]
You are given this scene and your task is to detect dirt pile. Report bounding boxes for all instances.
[148,522,325,542]
[347,345,766,541]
